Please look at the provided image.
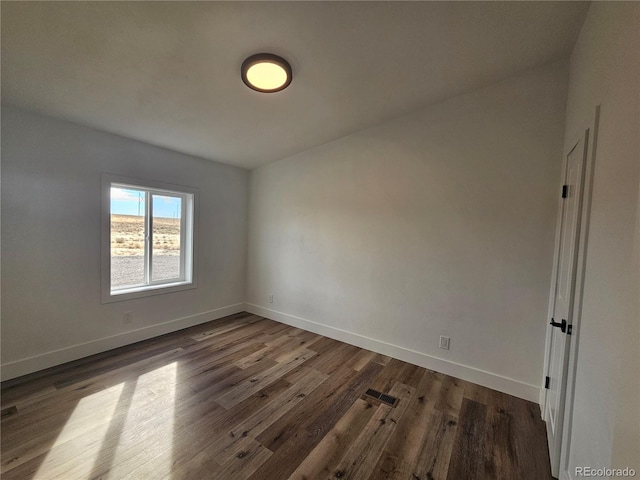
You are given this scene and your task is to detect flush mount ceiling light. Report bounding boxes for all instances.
[241,53,292,93]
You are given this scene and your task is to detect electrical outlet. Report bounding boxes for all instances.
[268,295,274,304]
[439,336,450,350]
[123,312,133,324]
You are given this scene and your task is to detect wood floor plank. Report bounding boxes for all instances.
[1,382,143,479]
[305,336,340,355]
[256,361,380,453]
[3,313,258,404]
[369,369,444,480]
[179,350,277,399]
[214,346,317,409]
[0,312,554,480]
[343,349,377,371]
[368,358,422,394]
[372,353,392,366]
[234,335,295,369]
[412,410,459,480]
[190,318,254,341]
[248,361,384,480]
[209,369,328,460]
[434,375,465,417]
[463,378,491,405]
[209,436,272,480]
[484,389,518,480]
[508,394,554,479]
[291,329,322,347]
[329,382,415,480]
[168,378,293,473]
[302,340,360,375]
[287,398,376,480]
[1,349,186,469]
[158,449,222,480]
[446,398,487,480]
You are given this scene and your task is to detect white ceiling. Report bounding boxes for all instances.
[1,1,589,169]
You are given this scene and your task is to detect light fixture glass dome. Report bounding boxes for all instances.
[241,53,292,93]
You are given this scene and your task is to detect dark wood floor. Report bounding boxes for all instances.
[1,312,553,480]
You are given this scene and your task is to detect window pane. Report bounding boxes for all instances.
[111,187,146,289]
[152,194,181,282]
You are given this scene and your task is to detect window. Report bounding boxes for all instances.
[101,174,197,303]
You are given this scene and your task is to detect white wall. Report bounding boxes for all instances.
[561,3,639,477]
[1,106,249,380]
[246,62,569,401]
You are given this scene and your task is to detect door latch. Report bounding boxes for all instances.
[550,318,567,333]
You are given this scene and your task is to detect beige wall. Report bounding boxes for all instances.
[247,62,569,400]
[561,3,640,477]
[1,106,249,379]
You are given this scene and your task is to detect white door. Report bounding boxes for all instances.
[545,133,588,476]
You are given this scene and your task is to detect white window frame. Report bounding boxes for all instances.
[101,174,198,303]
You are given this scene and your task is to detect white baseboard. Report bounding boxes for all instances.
[246,303,540,403]
[1,303,245,381]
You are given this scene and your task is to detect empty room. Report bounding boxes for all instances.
[1,2,638,480]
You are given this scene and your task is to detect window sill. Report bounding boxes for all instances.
[102,280,196,304]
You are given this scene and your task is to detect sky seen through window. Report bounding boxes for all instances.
[111,187,181,218]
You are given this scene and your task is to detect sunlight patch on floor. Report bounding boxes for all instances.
[31,362,178,479]
[33,383,125,479]
[105,362,177,479]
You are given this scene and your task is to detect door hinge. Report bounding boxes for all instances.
[545,376,551,389]
[562,185,569,198]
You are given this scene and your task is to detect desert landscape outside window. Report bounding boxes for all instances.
[101,174,197,303]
